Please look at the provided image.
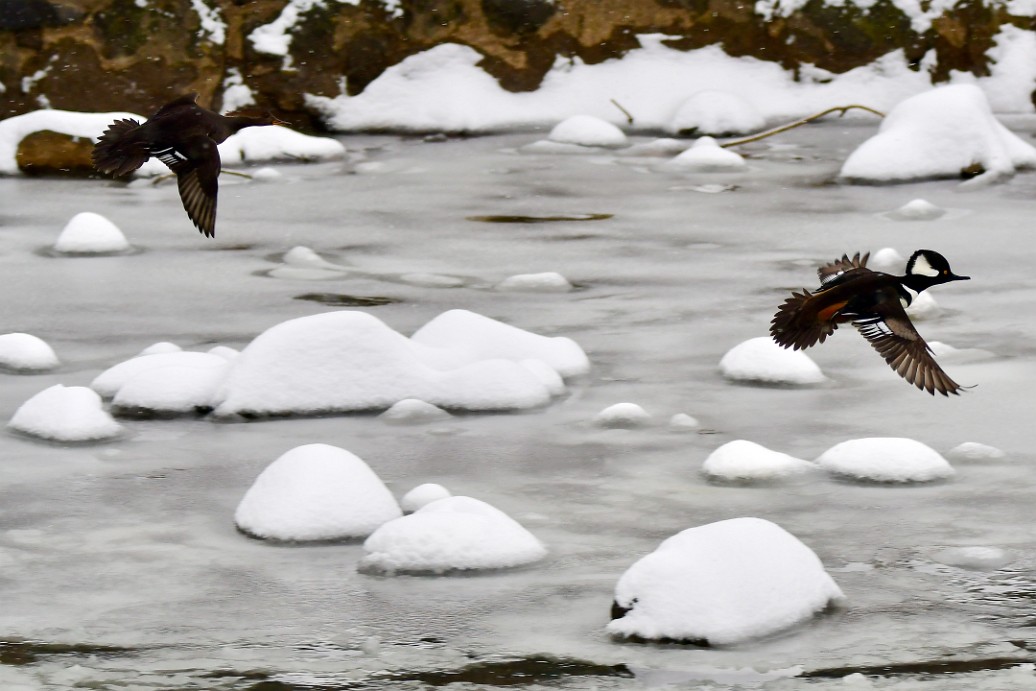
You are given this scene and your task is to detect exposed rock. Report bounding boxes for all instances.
[16,129,93,175]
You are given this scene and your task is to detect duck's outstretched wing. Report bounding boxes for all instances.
[818,252,870,287]
[852,304,963,396]
[153,135,219,237]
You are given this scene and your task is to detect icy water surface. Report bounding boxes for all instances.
[2,122,1036,689]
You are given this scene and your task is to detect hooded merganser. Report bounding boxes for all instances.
[770,249,970,396]
[92,93,284,238]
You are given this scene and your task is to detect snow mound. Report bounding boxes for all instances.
[595,402,651,428]
[53,212,131,254]
[111,357,230,416]
[703,440,815,482]
[547,115,628,148]
[9,385,123,442]
[840,84,1036,184]
[359,495,547,574]
[669,137,746,171]
[885,198,946,221]
[218,126,345,165]
[669,413,700,430]
[946,442,1006,461]
[235,444,402,542]
[720,336,825,385]
[495,272,574,292]
[869,247,906,273]
[411,309,590,378]
[215,310,582,416]
[933,546,1013,571]
[379,398,452,424]
[91,351,230,399]
[139,342,182,356]
[401,483,452,513]
[816,437,955,483]
[608,517,844,645]
[250,166,282,182]
[0,333,59,372]
[669,90,765,136]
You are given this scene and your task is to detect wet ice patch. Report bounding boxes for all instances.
[720,336,825,385]
[9,385,123,442]
[608,517,844,645]
[359,495,547,574]
[668,90,765,136]
[702,440,816,482]
[53,212,131,254]
[932,546,1014,571]
[495,272,573,292]
[668,137,746,171]
[0,332,59,372]
[840,84,1036,184]
[547,115,628,148]
[816,437,955,483]
[235,443,402,542]
[400,483,452,513]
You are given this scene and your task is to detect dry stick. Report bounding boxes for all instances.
[720,104,885,148]
[610,99,634,125]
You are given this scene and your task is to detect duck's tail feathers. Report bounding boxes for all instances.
[92,118,150,177]
[770,289,837,350]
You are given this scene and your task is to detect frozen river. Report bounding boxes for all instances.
[1,121,1035,689]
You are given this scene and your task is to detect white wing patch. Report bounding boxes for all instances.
[153,146,188,169]
[855,317,895,339]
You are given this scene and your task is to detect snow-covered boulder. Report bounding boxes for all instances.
[702,440,815,482]
[379,398,452,424]
[218,125,345,165]
[235,444,402,542]
[547,115,627,148]
[0,109,146,175]
[495,272,574,292]
[668,90,765,136]
[91,351,230,399]
[410,309,590,378]
[816,437,955,483]
[840,84,1036,184]
[720,336,825,385]
[401,483,452,513]
[110,356,230,416]
[359,496,547,574]
[594,403,651,428]
[0,333,59,372]
[9,385,123,442]
[669,413,700,431]
[669,137,746,171]
[53,212,131,254]
[214,311,576,416]
[868,247,907,274]
[608,517,844,645]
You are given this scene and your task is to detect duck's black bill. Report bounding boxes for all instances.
[950,273,970,281]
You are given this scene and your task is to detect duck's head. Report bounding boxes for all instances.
[904,249,970,290]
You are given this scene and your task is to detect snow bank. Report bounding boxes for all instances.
[9,385,123,442]
[360,495,547,574]
[669,90,766,136]
[215,310,584,416]
[53,212,131,254]
[547,115,628,148]
[840,84,1036,183]
[235,443,402,542]
[702,440,815,482]
[608,517,844,644]
[720,336,825,385]
[0,333,59,372]
[401,483,452,513]
[816,437,955,483]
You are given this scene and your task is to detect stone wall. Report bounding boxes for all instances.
[1,0,1033,130]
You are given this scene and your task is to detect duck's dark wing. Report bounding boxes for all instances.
[154,136,219,238]
[818,252,870,287]
[92,118,150,176]
[151,93,200,118]
[852,305,963,396]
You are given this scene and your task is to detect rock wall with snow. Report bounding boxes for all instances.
[2,0,1035,129]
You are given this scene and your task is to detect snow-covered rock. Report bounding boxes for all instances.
[594,402,651,428]
[720,336,825,385]
[702,440,816,482]
[669,137,746,171]
[53,212,131,254]
[235,444,402,542]
[9,385,123,442]
[379,398,452,424]
[250,166,283,182]
[218,125,345,165]
[214,311,577,416]
[885,198,946,221]
[840,84,1036,184]
[91,351,230,399]
[547,115,628,148]
[608,517,844,645]
[410,309,590,378]
[111,357,230,415]
[400,483,452,513]
[0,109,145,175]
[668,90,765,136]
[816,437,955,483]
[669,413,700,430]
[0,333,59,372]
[495,272,574,292]
[359,496,547,574]
[868,247,907,274]
[946,442,1006,462]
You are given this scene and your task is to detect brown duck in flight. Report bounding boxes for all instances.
[770,250,970,396]
[92,93,283,237]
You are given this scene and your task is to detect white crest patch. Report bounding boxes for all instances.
[909,253,939,277]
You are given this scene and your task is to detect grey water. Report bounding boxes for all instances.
[1,121,1035,689]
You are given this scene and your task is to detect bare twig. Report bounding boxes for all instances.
[721,104,885,148]
[610,99,634,125]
